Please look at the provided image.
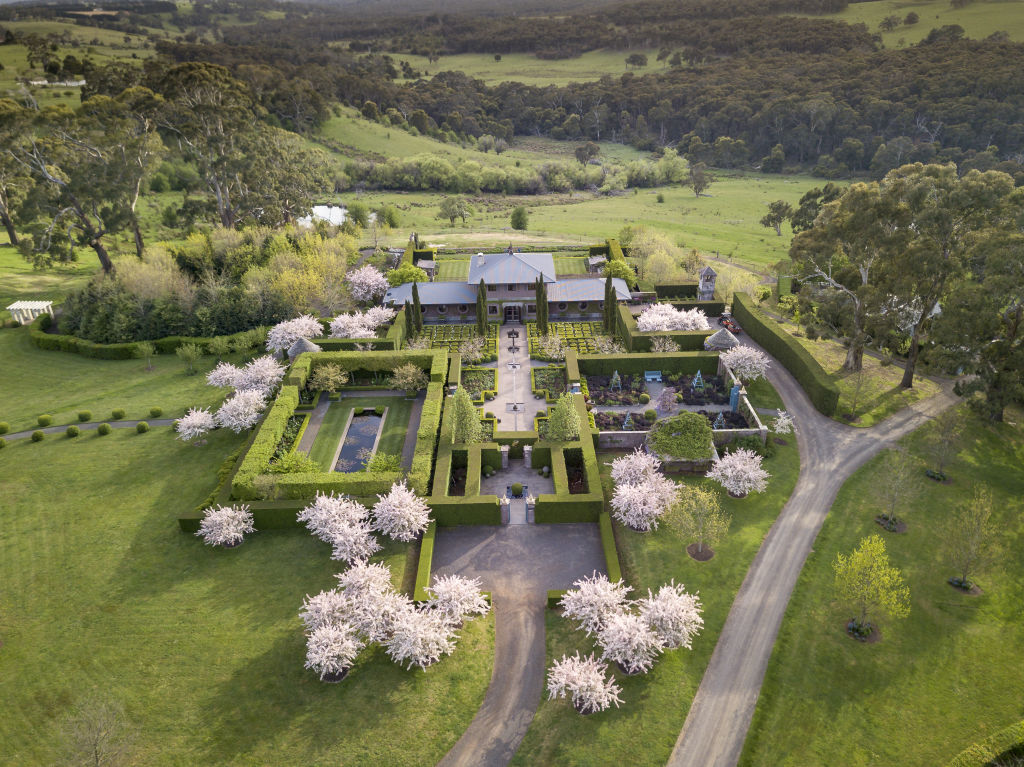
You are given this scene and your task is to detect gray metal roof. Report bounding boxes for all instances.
[288,336,323,359]
[383,281,478,306]
[547,278,631,303]
[704,328,739,350]
[466,252,555,286]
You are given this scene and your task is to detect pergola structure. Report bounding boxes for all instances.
[6,300,53,325]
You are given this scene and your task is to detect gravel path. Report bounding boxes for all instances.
[667,337,956,767]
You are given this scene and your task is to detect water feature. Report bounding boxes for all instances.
[333,410,383,472]
[298,205,378,227]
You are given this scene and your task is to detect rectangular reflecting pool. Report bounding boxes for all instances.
[334,411,383,472]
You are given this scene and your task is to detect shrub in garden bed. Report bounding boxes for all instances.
[150,407,163,418]
[0,422,8,434]
[112,408,126,420]
[585,374,644,405]
[136,421,150,433]
[532,366,567,397]
[665,373,730,405]
[37,415,53,427]
[462,368,496,400]
[648,412,713,460]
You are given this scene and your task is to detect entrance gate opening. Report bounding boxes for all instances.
[504,305,521,323]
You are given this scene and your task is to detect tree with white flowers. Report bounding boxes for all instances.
[335,561,410,642]
[207,361,242,389]
[346,265,389,304]
[305,622,364,681]
[329,307,396,339]
[298,493,370,542]
[597,610,664,674]
[299,589,350,633]
[610,474,679,531]
[385,607,457,669]
[236,355,286,395]
[547,652,623,715]
[636,304,710,332]
[427,575,490,627]
[651,336,680,353]
[175,407,217,443]
[327,520,381,563]
[720,346,770,383]
[772,409,794,435]
[559,573,632,636]
[372,480,431,541]
[706,447,770,497]
[636,581,704,649]
[195,504,255,547]
[215,389,267,432]
[536,334,567,361]
[335,560,394,597]
[266,314,324,353]
[610,448,662,486]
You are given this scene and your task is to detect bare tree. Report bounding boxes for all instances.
[873,448,922,530]
[943,487,998,589]
[924,408,963,476]
[59,696,135,767]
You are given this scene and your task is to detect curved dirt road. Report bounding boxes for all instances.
[668,341,955,767]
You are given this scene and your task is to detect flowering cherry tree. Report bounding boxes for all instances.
[651,336,680,353]
[427,575,490,626]
[610,474,678,531]
[195,504,255,547]
[547,652,623,714]
[385,607,457,669]
[636,581,704,649]
[597,610,665,674]
[636,304,710,332]
[772,409,794,435]
[215,389,267,432]
[298,493,370,542]
[327,520,381,564]
[207,361,241,389]
[175,407,216,443]
[335,560,394,597]
[372,480,431,541]
[299,589,350,633]
[346,265,389,303]
[559,573,632,636]
[706,447,770,497]
[266,315,324,354]
[329,307,397,339]
[236,355,286,395]
[305,622,364,681]
[720,346,770,383]
[610,449,662,486]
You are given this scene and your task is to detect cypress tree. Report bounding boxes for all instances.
[477,278,487,335]
[404,300,414,340]
[604,273,614,333]
[540,279,549,334]
[412,282,423,332]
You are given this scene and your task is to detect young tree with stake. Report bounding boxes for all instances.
[833,534,910,638]
[943,487,998,590]
[670,484,730,557]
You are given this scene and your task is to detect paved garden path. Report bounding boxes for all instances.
[667,338,957,767]
[433,524,606,767]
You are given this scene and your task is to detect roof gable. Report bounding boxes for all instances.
[467,252,556,285]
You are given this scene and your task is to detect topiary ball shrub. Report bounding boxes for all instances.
[149,407,163,418]
[66,425,80,438]
[31,430,45,442]
[97,423,112,436]
[511,482,523,497]
[111,408,126,420]
[78,411,91,422]
[639,393,651,404]
[136,421,150,433]
[675,392,684,403]
[647,411,713,461]
[37,414,53,427]
[0,437,5,449]
[645,409,657,422]
[0,422,8,435]
[485,412,495,419]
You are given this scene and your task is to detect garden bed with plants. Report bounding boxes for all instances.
[532,366,567,398]
[269,414,308,464]
[585,374,646,405]
[527,321,606,355]
[593,411,655,431]
[462,368,496,400]
[663,373,730,406]
[421,323,498,359]
[564,447,590,495]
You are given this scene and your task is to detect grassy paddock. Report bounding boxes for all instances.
[741,406,1024,766]
[511,439,800,765]
[0,248,97,322]
[0,428,494,766]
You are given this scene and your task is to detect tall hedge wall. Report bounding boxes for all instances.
[731,292,840,416]
[599,512,623,582]
[616,305,714,352]
[654,283,699,299]
[606,238,626,262]
[664,299,727,316]
[578,351,720,377]
[949,719,1024,767]
[413,522,436,602]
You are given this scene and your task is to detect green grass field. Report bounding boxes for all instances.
[307,396,413,470]
[0,248,97,322]
[0,326,237,433]
[0,427,494,766]
[512,426,801,765]
[810,0,1024,45]
[741,406,1024,766]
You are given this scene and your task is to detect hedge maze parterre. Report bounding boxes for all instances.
[422,322,499,356]
[527,321,606,355]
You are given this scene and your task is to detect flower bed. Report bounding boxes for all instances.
[594,411,652,431]
[664,373,730,406]
[462,368,496,400]
[422,323,498,357]
[532,366,567,398]
[585,374,644,405]
[527,321,606,355]
[270,414,307,464]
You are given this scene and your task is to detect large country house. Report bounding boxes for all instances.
[383,251,631,324]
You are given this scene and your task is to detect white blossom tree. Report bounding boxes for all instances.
[175,407,216,443]
[298,493,370,542]
[266,314,324,354]
[427,575,490,626]
[335,562,411,642]
[207,361,242,389]
[637,581,704,649]
[215,389,267,432]
[195,504,255,547]
[458,335,487,364]
[706,447,770,497]
[328,520,381,564]
[772,409,794,435]
[610,449,662,486]
[592,336,626,354]
[329,307,396,339]
[305,622,364,681]
[372,480,431,542]
[385,607,457,669]
[651,336,680,353]
[547,652,623,714]
[610,474,679,531]
[597,610,665,674]
[299,589,350,633]
[559,573,632,636]
[636,304,710,332]
[346,265,389,303]
[720,346,770,383]
[335,560,394,597]
[235,355,286,395]
[536,334,567,361]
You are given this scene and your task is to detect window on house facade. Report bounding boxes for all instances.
[579,302,588,311]
[488,305,498,314]
[527,305,536,313]
[458,304,468,313]
[487,284,496,292]
[437,305,447,314]
[507,283,516,291]
[557,302,568,311]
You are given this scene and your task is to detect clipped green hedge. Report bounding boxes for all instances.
[386,307,407,350]
[565,349,581,383]
[616,305,714,352]
[447,353,462,390]
[578,351,719,377]
[317,337,399,351]
[664,299,727,316]
[410,382,444,495]
[777,276,793,296]
[231,386,301,499]
[428,497,502,526]
[654,283,699,299]
[731,292,839,416]
[599,512,623,582]
[547,589,568,609]
[949,719,1024,767]
[413,522,437,602]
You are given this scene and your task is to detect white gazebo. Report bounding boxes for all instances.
[7,300,53,325]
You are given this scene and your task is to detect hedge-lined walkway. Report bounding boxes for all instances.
[3,418,176,440]
[667,336,956,767]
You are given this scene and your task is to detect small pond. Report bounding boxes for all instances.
[299,205,378,227]
[334,410,383,472]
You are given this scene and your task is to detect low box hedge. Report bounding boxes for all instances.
[578,351,720,377]
[546,589,568,609]
[413,522,437,602]
[428,497,502,526]
[654,283,699,299]
[731,292,839,416]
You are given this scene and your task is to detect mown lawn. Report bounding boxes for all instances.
[0,327,236,433]
[741,406,1024,766]
[744,377,786,412]
[512,423,800,766]
[307,396,413,470]
[0,248,98,322]
[0,426,494,766]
